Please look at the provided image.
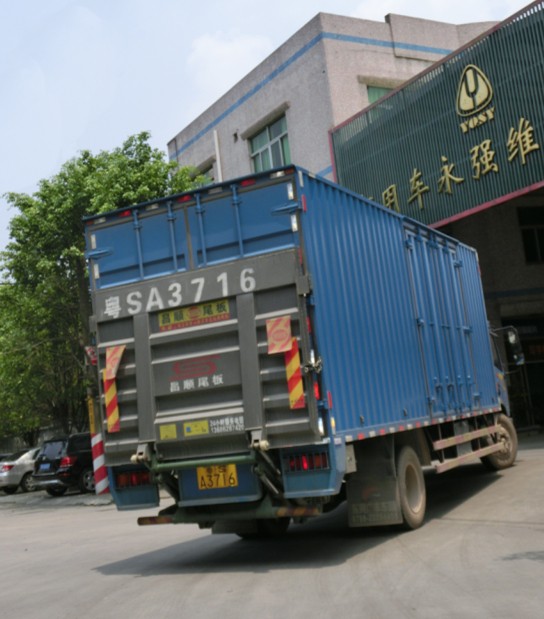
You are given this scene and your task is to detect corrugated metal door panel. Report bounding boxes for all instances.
[455,243,497,403]
[404,227,481,414]
[298,171,498,435]
[299,175,429,433]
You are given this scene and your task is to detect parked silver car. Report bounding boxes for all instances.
[0,448,40,494]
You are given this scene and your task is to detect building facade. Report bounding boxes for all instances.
[168,12,494,182]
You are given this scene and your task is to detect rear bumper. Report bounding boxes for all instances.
[0,473,22,488]
[32,474,73,491]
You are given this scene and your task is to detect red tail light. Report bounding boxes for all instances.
[1,464,14,472]
[59,456,77,467]
[116,470,151,489]
[287,451,329,473]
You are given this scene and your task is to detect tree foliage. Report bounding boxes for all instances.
[0,132,207,442]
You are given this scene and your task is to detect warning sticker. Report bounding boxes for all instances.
[159,424,178,440]
[266,316,292,354]
[104,345,126,380]
[183,420,210,437]
[159,300,230,332]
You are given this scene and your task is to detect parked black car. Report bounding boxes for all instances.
[33,433,95,496]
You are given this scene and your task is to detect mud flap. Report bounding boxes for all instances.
[346,437,403,527]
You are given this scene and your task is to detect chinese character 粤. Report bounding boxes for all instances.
[104,296,122,319]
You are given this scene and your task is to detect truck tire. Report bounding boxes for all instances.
[481,413,518,471]
[396,446,426,530]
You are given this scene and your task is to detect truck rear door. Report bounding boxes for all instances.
[85,170,321,466]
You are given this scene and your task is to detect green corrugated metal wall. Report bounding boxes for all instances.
[331,1,544,226]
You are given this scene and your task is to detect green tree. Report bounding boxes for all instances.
[0,132,207,442]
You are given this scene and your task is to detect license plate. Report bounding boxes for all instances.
[39,463,51,471]
[196,464,238,490]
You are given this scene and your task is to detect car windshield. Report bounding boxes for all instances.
[40,440,66,459]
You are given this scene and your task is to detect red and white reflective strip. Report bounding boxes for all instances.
[285,337,305,410]
[91,432,109,494]
[344,406,503,442]
[103,373,121,433]
[103,345,126,434]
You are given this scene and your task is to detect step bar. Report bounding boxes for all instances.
[432,424,503,474]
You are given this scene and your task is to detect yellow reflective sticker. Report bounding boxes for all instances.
[159,300,230,332]
[160,424,178,440]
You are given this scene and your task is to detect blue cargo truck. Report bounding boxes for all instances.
[84,166,521,535]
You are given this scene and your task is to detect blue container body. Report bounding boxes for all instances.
[85,166,499,450]
[298,171,498,437]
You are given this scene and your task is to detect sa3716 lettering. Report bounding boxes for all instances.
[105,269,257,318]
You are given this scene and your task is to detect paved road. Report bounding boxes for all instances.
[1,433,543,619]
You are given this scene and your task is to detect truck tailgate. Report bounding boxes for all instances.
[85,172,320,466]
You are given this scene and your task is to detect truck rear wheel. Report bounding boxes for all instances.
[481,413,518,471]
[397,446,426,530]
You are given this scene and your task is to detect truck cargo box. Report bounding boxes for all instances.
[84,166,506,524]
[85,166,499,459]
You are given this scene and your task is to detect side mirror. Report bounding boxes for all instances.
[504,327,525,366]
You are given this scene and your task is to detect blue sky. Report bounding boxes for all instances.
[0,0,531,251]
